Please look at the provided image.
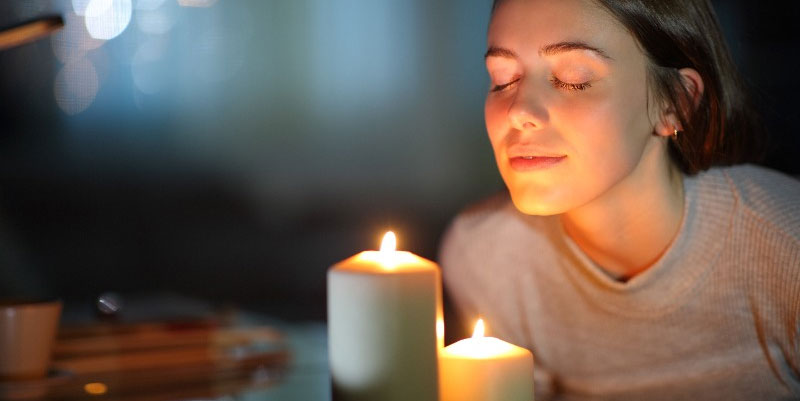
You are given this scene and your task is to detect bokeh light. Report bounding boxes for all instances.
[54,58,100,115]
[85,0,133,40]
[88,46,111,85]
[136,6,176,35]
[72,0,92,16]
[131,39,168,94]
[51,12,104,65]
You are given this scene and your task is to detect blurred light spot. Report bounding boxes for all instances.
[95,292,123,315]
[88,46,111,84]
[132,39,168,94]
[136,8,175,34]
[85,0,132,40]
[83,382,108,395]
[177,0,218,7]
[51,12,104,65]
[134,0,166,10]
[54,58,100,115]
[72,0,92,15]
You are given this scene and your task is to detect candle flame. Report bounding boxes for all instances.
[437,318,445,349]
[472,318,485,338]
[380,231,397,253]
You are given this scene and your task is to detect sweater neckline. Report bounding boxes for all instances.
[553,169,736,317]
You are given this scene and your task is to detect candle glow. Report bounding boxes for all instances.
[473,318,485,338]
[345,231,428,272]
[439,318,534,401]
[328,230,442,401]
[380,231,397,252]
[444,319,520,359]
[379,231,398,269]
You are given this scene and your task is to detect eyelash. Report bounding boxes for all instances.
[490,79,519,92]
[550,77,592,91]
[490,77,592,92]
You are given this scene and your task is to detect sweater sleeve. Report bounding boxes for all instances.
[725,165,800,395]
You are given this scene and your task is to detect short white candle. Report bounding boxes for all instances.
[328,231,441,401]
[439,319,534,401]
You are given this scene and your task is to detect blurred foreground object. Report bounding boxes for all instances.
[0,15,63,51]
[0,299,62,382]
[0,307,289,400]
[95,292,123,319]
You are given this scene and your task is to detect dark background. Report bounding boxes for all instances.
[0,1,798,335]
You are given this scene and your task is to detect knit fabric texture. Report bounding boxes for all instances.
[440,164,800,401]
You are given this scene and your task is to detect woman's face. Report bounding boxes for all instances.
[485,0,663,215]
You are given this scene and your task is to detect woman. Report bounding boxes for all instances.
[439,0,800,399]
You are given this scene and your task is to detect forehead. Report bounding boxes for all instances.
[488,0,633,58]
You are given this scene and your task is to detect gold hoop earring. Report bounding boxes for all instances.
[673,128,680,140]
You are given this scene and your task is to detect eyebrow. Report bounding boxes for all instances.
[485,41,613,60]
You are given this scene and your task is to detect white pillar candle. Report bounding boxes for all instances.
[328,231,440,401]
[440,319,534,401]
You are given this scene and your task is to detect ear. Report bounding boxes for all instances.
[654,68,705,137]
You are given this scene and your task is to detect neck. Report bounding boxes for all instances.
[561,140,684,281]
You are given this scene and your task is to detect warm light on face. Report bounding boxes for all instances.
[485,0,661,216]
[84,382,108,395]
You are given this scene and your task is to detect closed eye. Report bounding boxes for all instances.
[491,78,520,92]
[550,76,591,91]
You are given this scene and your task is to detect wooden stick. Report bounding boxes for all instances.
[0,16,64,51]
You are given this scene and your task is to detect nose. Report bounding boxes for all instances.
[508,83,548,131]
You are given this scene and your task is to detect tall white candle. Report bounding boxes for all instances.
[328,231,440,401]
[439,319,534,401]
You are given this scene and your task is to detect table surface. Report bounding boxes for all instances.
[1,294,332,401]
[2,294,630,401]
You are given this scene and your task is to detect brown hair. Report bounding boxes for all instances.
[492,0,764,174]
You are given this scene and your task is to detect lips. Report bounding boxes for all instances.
[508,155,567,171]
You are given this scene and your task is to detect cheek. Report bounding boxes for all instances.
[484,96,509,151]
[558,84,652,173]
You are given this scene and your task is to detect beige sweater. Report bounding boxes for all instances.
[440,164,800,400]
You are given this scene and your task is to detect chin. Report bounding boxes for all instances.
[508,191,568,216]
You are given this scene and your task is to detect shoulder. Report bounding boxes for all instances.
[710,166,800,373]
[442,190,516,240]
[438,190,516,263]
[710,164,800,243]
[438,190,556,253]
[698,165,800,300]
[437,190,553,278]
